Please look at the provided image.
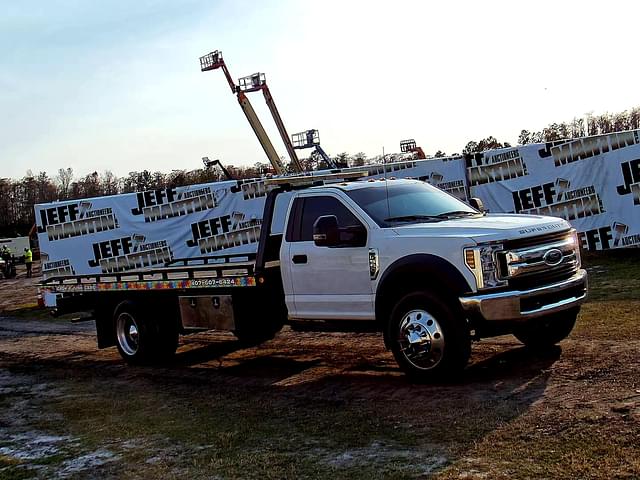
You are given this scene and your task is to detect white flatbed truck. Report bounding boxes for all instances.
[41,174,588,381]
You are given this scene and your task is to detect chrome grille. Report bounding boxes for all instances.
[502,230,570,250]
[498,231,580,290]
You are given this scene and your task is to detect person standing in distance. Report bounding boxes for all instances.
[24,247,33,278]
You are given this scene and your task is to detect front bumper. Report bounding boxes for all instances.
[459,269,587,321]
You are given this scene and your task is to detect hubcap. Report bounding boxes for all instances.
[117,313,140,356]
[397,309,444,370]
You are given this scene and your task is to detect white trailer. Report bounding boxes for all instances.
[0,236,30,260]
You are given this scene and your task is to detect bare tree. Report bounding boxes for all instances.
[518,130,532,145]
[57,168,74,200]
[351,152,367,167]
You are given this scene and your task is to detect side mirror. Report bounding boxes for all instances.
[469,197,485,212]
[313,215,339,247]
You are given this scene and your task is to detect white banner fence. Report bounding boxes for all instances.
[36,130,640,278]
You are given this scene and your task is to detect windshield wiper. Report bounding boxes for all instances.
[434,210,482,219]
[383,215,443,223]
[384,211,482,224]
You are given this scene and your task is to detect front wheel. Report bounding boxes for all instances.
[388,291,470,382]
[513,307,579,350]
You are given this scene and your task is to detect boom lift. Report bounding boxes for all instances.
[238,73,304,173]
[292,129,344,170]
[199,50,304,175]
[400,139,426,159]
[202,157,233,180]
[199,51,287,175]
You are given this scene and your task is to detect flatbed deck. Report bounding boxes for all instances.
[40,253,260,294]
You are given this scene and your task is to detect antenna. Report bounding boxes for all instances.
[382,146,387,179]
[382,146,391,219]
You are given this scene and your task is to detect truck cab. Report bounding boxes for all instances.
[277,178,587,380]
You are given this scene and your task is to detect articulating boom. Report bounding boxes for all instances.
[199,51,287,175]
[238,73,303,173]
[292,129,343,169]
[400,139,426,159]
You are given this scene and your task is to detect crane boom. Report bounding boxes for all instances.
[202,157,234,180]
[237,91,286,175]
[199,51,287,175]
[238,73,303,173]
[314,144,336,168]
[291,129,343,169]
[261,87,303,173]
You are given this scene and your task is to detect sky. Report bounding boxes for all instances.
[1,0,640,180]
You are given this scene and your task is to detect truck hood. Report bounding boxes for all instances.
[391,214,571,244]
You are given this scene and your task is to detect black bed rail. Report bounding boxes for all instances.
[164,252,256,267]
[40,260,257,286]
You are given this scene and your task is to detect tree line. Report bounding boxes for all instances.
[455,107,640,157]
[2,106,639,237]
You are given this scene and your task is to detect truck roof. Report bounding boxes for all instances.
[313,177,422,192]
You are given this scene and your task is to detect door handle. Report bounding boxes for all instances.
[292,254,307,264]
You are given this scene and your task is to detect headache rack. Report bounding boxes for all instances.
[264,170,367,188]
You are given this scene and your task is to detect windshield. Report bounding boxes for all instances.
[346,181,480,227]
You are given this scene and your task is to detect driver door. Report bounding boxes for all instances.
[285,194,373,320]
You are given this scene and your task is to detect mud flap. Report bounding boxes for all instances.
[95,310,116,348]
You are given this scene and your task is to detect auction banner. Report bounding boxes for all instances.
[37,179,270,278]
[36,129,640,278]
[469,130,640,251]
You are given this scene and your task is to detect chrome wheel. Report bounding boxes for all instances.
[397,309,445,370]
[117,313,140,356]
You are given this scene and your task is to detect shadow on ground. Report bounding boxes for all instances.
[0,320,565,479]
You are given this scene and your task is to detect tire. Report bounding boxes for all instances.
[232,302,285,346]
[388,291,471,382]
[114,301,178,364]
[513,307,578,350]
[233,315,283,346]
[153,309,179,361]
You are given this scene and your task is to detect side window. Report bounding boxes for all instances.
[285,198,303,242]
[299,196,363,242]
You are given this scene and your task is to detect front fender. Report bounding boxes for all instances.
[375,254,472,346]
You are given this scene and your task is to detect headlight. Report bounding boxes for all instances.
[464,244,507,290]
[569,229,582,269]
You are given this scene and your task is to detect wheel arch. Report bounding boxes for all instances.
[375,254,472,347]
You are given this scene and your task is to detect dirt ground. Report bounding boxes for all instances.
[0,262,41,313]
[0,256,639,479]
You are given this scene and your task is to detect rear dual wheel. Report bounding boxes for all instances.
[114,301,178,364]
[232,295,285,346]
[233,312,284,346]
